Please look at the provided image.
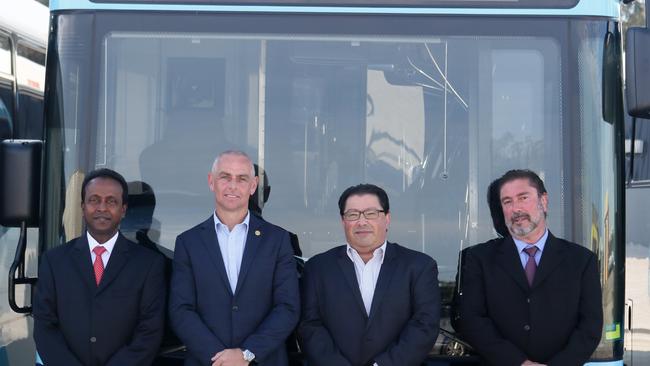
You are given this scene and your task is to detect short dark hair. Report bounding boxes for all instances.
[487,178,509,237]
[81,168,129,204]
[338,184,390,216]
[497,169,547,197]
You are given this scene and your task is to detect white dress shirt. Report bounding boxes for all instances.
[346,242,387,316]
[513,228,548,268]
[214,211,250,293]
[87,231,118,267]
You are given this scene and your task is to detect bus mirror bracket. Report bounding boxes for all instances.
[0,140,43,313]
[625,26,650,118]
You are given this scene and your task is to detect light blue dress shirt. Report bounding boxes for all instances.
[513,228,549,268]
[214,211,250,293]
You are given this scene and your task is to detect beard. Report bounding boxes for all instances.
[507,201,545,237]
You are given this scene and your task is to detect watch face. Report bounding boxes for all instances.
[243,349,255,361]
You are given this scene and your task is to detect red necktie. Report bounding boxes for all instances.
[93,246,107,286]
[524,246,538,286]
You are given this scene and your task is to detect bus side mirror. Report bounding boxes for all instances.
[0,139,42,314]
[1,140,42,226]
[625,27,650,118]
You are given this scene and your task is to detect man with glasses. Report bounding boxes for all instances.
[299,184,440,366]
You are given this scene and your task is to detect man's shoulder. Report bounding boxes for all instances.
[467,237,507,253]
[249,213,290,237]
[177,216,213,239]
[549,234,596,259]
[121,236,166,263]
[388,242,436,265]
[305,245,346,267]
[43,235,89,259]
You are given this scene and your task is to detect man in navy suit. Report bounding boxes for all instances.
[299,184,440,366]
[169,150,299,366]
[33,168,166,366]
[459,169,603,366]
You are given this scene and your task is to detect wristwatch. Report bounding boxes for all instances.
[242,349,255,362]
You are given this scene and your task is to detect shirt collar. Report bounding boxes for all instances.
[513,228,549,254]
[87,231,119,255]
[213,210,250,232]
[346,241,387,263]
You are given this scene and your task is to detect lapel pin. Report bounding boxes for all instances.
[255,230,261,236]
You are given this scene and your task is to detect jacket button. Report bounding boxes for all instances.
[526,298,531,303]
[90,336,97,343]
[232,305,239,311]
[524,325,531,331]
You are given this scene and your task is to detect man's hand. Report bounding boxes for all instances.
[211,348,249,366]
[522,360,547,366]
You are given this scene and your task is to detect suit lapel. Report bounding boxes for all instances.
[235,214,262,295]
[71,235,97,293]
[531,232,566,288]
[336,247,368,319]
[367,243,397,324]
[496,237,530,292]
[199,217,233,296]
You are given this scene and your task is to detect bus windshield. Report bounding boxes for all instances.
[43,11,621,358]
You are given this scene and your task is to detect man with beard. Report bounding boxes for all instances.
[459,169,603,366]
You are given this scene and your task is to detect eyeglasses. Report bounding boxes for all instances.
[342,209,385,221]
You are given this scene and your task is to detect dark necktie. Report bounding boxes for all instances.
[93,246,107,286]
[524,246,538,286]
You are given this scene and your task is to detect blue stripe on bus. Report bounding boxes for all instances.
[50,0,619,18]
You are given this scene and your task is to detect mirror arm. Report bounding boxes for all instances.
[8,222,37,314]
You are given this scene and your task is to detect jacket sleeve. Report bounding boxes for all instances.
[373,257,441,366]
[298,259,353,366]
[106,253,167,366]
[459,248,528,366]
[33,252,85,366]
[169,234,226,364]
[240,230,301,362]
[547,252,603,366]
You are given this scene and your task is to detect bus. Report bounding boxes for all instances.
[1,0,649,365]
[0,0,48,363]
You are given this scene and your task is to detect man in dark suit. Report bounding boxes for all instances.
[299,184,440,366]
[169,150,299,366]
[33,168,166,366]
[459,169,603,366]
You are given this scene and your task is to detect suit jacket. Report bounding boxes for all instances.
[298,242,440,366]
[33,233,167,366]
[169,214,300,366]
[458,232,603,366]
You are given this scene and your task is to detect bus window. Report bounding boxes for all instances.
[0,33,14,129]
[0,97,11,139]
[15,42,45,139]
[0,33,11,75]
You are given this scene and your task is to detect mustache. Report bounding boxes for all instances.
[511,212,530,222]
[92,215,112,219]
